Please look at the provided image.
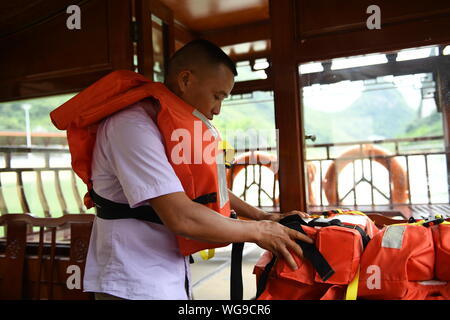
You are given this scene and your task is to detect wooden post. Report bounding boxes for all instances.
[135,0,154,79]
[437,49,450,202]
[136,0,175,80]
[1,218,27,299]
[269,0,307,212]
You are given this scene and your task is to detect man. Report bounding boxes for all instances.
[77,39,312,300]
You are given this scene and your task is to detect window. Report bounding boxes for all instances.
[300,45,449,218]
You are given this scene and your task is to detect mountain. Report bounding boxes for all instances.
[304,88,418,144]
[0,87,443,148]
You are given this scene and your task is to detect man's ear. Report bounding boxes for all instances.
[177,70,192,95]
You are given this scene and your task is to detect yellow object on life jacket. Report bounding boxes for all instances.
[50,70,231,256]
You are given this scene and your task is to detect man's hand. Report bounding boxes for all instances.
[264,210,310,222]
[150,192,313,271]
[254,220,313,271]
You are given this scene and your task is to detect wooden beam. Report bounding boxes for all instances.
[173,21,197,47]
[231,78,272,95]
[302,55,450,86]
[229,49,271,64]
[269,0,307,212]
[200,20,270,47]
[295,5,450,64]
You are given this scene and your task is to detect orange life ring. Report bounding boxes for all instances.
[323,144,409,205]
[226,151,279,204]
[226,151,317,206]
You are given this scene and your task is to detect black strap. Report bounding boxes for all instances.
[255,215,373,299]
[255,215,335,299]
[255,255,276,299]
[307,218,371,249]
[230,211,245,300]
[279,215,335,282]
[90,189,164,224]
[89,189,217,224]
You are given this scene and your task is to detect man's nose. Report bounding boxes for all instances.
[212,103,221,115]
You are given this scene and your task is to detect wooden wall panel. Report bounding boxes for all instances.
[295,0,450,63]
[298,0,450,36]
[0,0,133,102]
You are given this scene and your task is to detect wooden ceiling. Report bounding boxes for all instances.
[159,0,268,32]
[0,0,269,39]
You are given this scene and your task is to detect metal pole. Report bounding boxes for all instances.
[22,104,32,147]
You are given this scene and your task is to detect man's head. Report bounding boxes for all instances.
[165,39,237,120]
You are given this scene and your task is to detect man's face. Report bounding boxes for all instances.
[178,64,235,120]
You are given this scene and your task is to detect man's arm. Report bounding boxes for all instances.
[149,192,313,271]
[228,189,271,220]
[228,189,310,222]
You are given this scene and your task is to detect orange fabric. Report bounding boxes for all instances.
[50,70,231,256]
[255,214,450,300]
[433,224,450,281]
[358,223,450,300]
[254,212,376,300]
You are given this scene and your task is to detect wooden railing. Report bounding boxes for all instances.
[1,135,448,221]
[227,135,450,218]
[0,146,90,217]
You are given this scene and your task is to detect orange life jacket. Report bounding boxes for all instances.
[50,70,231,256]
[357,218,450,300]
[254,210,377,300]
[254,211,450,300]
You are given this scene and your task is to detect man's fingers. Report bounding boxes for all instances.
[287,227,314,244]
[289,210,310,218]
[286,238,304,260]
[278,246,298,271]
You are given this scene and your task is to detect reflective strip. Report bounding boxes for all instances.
[382,225,406,249]
[192,109,219,138]
[192,109,228,208]
[418,280,447,286]
[216,152,229,208]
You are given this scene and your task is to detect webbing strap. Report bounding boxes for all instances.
[255,215,335,299]
[308,218,371,249]
[90,189,217,224]
[281,215,335,281]
[90,189,163,224]
[199,249,216,260]
[345,265,360,300]
[230,211,245,300]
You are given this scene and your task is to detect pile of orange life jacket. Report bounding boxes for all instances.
[254,210,450,300]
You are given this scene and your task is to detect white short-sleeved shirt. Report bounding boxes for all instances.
[83,99,191,300]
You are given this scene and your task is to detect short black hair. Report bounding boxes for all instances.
[166,39,237,78]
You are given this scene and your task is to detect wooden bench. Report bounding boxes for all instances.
[0,213,94,300]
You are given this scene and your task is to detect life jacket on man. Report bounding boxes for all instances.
[254,210,378,300]
[357,216,450,300]
[50,70,231,256]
